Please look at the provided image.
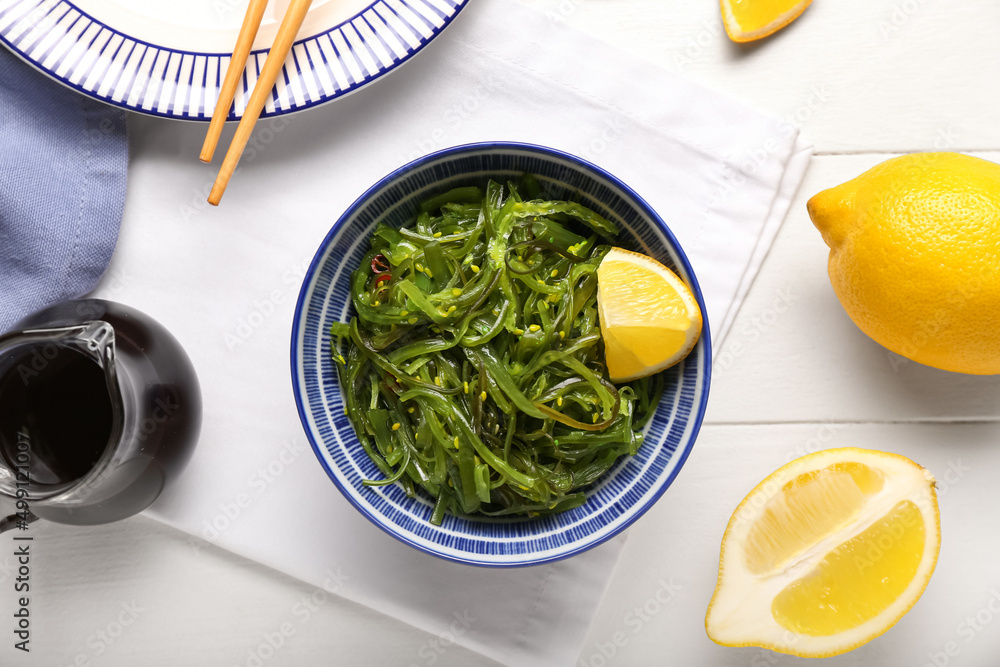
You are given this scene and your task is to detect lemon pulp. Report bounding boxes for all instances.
[743,463,885,576]
[596,248,702,383]
[726,0,808,33]
[772,500,925,636]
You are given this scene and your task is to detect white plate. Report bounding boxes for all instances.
[0,0,469,119]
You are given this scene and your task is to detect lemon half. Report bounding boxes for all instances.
[706,448,940,658]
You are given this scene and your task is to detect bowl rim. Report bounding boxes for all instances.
[290,141,713,567]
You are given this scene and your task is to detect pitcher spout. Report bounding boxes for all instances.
[5,320,118,373]
[68,320,117,372]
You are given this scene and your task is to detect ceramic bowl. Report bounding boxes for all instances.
[291,142,711,567]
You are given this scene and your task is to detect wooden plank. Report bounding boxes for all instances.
[527,0,1000,153]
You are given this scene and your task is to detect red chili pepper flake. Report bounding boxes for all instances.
[374,274,391,287]
[371,254,390,274]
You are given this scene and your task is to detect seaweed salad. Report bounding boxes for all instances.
[331,177,664,524]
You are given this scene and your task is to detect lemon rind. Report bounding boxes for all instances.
[721,0,814,43]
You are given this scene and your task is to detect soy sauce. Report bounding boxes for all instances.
[0,299,201,524]
[0,348,114,488]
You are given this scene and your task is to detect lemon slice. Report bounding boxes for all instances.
[596,248,702,383]
[706,448,941,658]
[721,0,813,43]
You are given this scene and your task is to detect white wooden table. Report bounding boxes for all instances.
[12,1,1000,665]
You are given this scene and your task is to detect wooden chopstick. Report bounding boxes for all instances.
[200,0,270,164]
[208,0,314,206]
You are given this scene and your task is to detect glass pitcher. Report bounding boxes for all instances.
[0,299,201,530]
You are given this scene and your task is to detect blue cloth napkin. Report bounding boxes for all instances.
[0,47,128,333]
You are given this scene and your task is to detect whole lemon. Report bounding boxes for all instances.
[808,152,1000,375]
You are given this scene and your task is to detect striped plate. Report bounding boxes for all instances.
[0,0,469,120]
[291,142,712,567]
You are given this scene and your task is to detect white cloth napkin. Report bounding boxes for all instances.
[96,1,810,665]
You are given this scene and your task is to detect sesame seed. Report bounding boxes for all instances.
[373,300,380,307]
[434,376,442,386]
[463,381,470,394]
[408,407,415,414]
[408,317,418,324]
[592,413,599,423]
[447,305,457,314]
[391,423,401,431]
[453,436,459,448]
[415,263,424,272]
[528,324,540,332]
[557,396,563,407]
[424,269,434,278]
[492,308,499,316]
[433,232,442,238]
[470,265,480,273]
[452,288,462,296]
[512,328,524,336]
[401,310,409,316]
[550,269,558,278]
[559,331,566,339]
[480,391,488,401]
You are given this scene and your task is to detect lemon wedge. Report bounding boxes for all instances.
[596,247,702,383]
[721,0,813,43]
[706,448,941,658]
